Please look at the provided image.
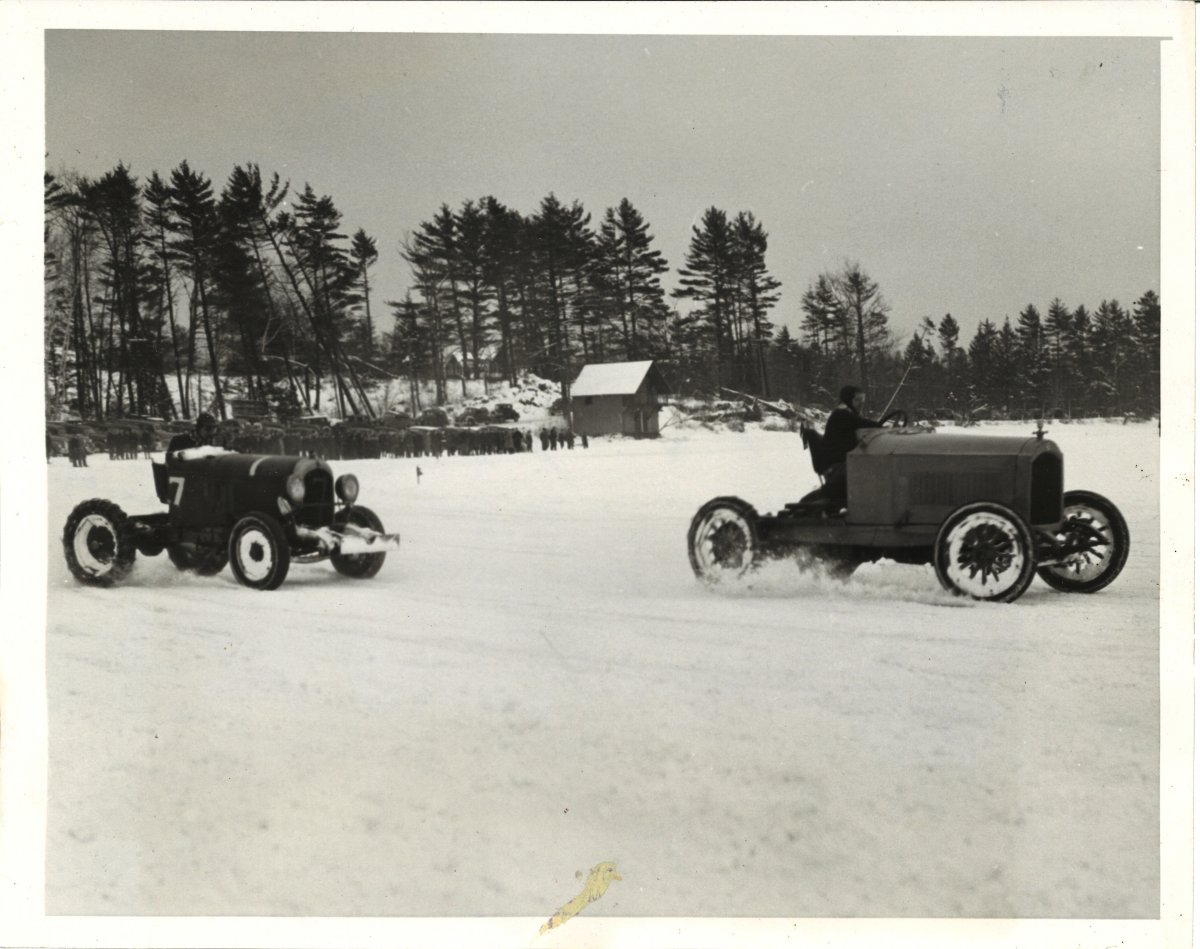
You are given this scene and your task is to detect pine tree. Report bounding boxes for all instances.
[528,194,591,393]
[44,172,74,417]
[142,172,187,416]
[995,318,1019,416]
[1131,290,1160,414]
[401,219,454,404]
[385,292,432,411]
[288,184,370,416]
[350,228,380,356]
[800,274,846,357]
[967,318,998,417]
[936,313,967,411]
[674,207,734,391]
[81,163,171,417]
[1044,298,1072,413]
[1064,305,1092,416]
[454,199,495,381]
[1089,299,1136,416]
[211,195,270,402]
[831,261,891,398]
[480,196,524,386]
[166,161,227,418]
[730,212,780,396]
[1014,303,1048,415]
[598,198,670,361]
[220,164,312,413]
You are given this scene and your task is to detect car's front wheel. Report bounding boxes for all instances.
[688,496,761,586]
[63,498,137,586]
[1037,490,1129,593]
[228,512,291,590]
[934,501,1036,602]
[331,505,388,579]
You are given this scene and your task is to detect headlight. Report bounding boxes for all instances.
[335,474,359,503]
[286,474,306,503]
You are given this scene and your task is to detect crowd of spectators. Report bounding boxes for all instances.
[47,417,587,464]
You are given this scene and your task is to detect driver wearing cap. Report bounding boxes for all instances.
[167,412,221,458]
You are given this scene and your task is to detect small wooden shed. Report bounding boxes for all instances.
[570,360,670,437]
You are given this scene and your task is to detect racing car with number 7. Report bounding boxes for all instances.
[63,448,400,591]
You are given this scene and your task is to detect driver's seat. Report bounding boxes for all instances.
[800,425,832,483]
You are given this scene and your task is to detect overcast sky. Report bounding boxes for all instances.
[45,29,1161,344]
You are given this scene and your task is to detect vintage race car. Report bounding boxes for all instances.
[687,417,1129,603]
[62,448,400,590]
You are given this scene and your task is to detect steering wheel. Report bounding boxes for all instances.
[879,409,908,428]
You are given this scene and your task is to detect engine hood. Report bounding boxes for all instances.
[169,451,334,481]
[857,428,1060,460]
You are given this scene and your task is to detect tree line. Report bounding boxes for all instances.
[42,160,1160,422]
[772,286,1160,420]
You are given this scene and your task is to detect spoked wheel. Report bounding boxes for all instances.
[1037,490,1129,593]
[934,501,1036,603]
[228,512,291,590]
[62,499,137,586]
[331,505,388,579]
[687,497,761,585]
[167,543,229,576]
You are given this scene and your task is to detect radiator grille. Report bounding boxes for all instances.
[297,469,335,527]
[1030,454,1063,524]
[909,471,1007,506]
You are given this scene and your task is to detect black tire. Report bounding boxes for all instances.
[934,501,1036,603]
[1037,490,1130,594]
[331,505,388,579]
[687,496,761,585]
[167,543,229,576]
[62,498,137,586]
[227,512,290,591]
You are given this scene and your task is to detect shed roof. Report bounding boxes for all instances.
[571,360,660,397]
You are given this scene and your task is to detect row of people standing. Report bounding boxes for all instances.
[55,413,593,465]
[538,428,587,451]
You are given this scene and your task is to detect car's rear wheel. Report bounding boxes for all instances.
[167,543,229,576]
[62,499,137,586]
[331,505,388,579]
[688,497,761,585]
[228,512,290,590]
[1037,490,1129,593]
[934,501,1036,603]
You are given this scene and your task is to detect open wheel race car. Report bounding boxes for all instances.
[687,417,1129,603]
[63,449,400,591]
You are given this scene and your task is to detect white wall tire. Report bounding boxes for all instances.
[934,501,1036,603]
[62,499,137,586]
[228,512,291,591]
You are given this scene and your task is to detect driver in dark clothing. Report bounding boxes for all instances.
[818,385,883,507]
[167,412,220,459]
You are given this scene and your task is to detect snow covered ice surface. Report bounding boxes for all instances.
[44,421,1160,918]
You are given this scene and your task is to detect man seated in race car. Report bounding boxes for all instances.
[167,412,221,459]
[810,384,883,508]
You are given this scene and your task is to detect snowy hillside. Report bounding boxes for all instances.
[42,421,1161,927]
